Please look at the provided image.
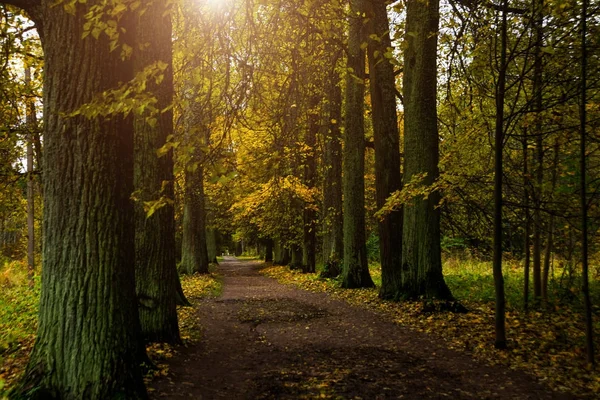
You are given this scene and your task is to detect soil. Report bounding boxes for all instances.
[148,257,578,399]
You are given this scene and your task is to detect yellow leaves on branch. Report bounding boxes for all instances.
[65,61,169,121]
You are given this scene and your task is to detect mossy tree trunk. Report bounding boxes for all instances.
[367,0,403,300]
[13,1,147,398]
[401,0,452,300]
[206,228,219,263]
[133,0,181,345]
[341,0,374,289]
[321,45,344,279]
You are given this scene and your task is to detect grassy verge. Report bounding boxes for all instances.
[0,265,222,397]
[261,261,600,397]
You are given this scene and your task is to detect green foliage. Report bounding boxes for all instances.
[0,261,39,397]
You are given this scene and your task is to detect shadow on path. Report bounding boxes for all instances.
[149,257,575,399]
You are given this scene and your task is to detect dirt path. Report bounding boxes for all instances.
[149,257,576,399]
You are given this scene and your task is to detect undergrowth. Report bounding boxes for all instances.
[261,259,600,397]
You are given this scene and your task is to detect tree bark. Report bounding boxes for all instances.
[181,164,210,274]
[133,0,181,344]
[523,136,531,311]
[541,139,559,305]
[401,0,452,299]
[302,96,318,274]
[341,0,374,289]
[25,67,36,287]
[531,0,544,304]
[320,46,343,279]
[265,238,273,262]
[366,0,403,300]
[580,0,594,365]
[492,0,508,350]
[16,2,147,398]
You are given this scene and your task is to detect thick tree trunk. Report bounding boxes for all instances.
[17,2,147,398]
[321,47,343,279]
[341,0,374,289]
[133,0,181,345]
[181,164,210,274]
[401,0,452,299]
[367,0,403,300]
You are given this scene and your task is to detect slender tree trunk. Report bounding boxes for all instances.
[321,47,343,279]
[492,0,508,350]
[17,2,147,398]
[523,137,531,311]
[542,139,559,305]
[401,0,451,299]
[580,0,594,366]
[532,0,544,304]
[341,0,374,289]
[133,0,181,344]
[302,97,318,274]
[25,67,36,287]
[367,0,403,300]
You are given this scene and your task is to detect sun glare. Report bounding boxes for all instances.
[201,0,231,12]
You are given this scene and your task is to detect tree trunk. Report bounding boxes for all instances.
[133,0,181,344]
[265,238,273,262]
[341,0,374,289]
[17,2,147,398]
[181,164,210,274]
[290,245,303,270]
[25,67,36,287]
[367,0,403,300]
[206,228,219,264]
[492,0,508,350]
[541,139,559,305]
[302,97,318,274]
[401,0,452,299]
[580,0,594,365]
[532,0,544,304]
[320,46,343,279]
[523,137,531,311]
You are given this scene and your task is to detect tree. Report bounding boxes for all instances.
[7,1,147,398]
[366,0,403,300]
[401,0,452,299]
[492,0,508,350]
[133,0,181,344]
[341,0,374,289]
[320,44,344,278]
[580,0,594,366]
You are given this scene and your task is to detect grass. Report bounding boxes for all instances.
[0,261,39,398]
[262,256,600,397]
[0,263,222,397]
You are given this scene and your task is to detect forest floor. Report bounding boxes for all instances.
[148,257,579,399]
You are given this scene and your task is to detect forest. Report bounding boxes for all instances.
[0,0,599,398]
